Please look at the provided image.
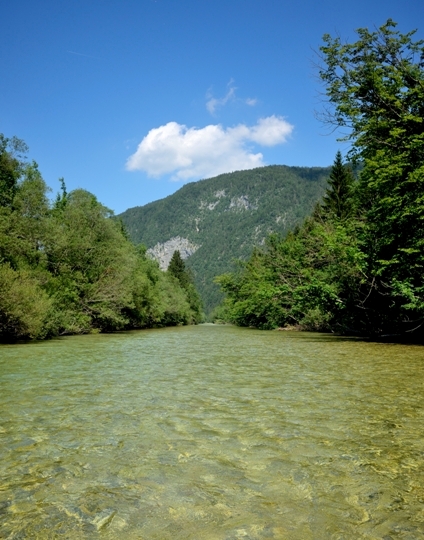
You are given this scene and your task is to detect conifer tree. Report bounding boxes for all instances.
[168,250,203,322]
[321,151,354,221]
[168,250,190,289]
[54,178,68,212]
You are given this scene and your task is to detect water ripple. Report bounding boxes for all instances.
[1,326,424,538]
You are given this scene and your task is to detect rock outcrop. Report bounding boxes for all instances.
[147,236,200,270]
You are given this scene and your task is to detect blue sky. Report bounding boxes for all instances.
[1,0,423,214]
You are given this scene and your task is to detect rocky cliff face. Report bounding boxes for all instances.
[147,236,200,270]
[199,191,257,212]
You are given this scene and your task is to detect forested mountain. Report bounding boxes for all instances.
[119,165,331,313]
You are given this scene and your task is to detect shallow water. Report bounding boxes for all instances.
[1,325,424,539]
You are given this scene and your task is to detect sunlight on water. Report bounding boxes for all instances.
[1,325,424,539]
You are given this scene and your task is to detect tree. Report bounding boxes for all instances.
[216,219,365,331]
[319,20,424,335]
[168,250,190,288]
[0,133,203,340]
[53,177,68,212]
[321,151,355,221]
[168,250,203,323]
[45,189,136,332]
[0,135,28,207]
[0,264,51,340]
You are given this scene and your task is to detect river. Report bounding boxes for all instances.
[1,325,424,539]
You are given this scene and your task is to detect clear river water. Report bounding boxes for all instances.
[1,325,424,539]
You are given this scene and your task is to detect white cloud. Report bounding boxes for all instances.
[249,116,293,146]
[206,80,257,115]
[126,116,293,181]
[206,82,236,115]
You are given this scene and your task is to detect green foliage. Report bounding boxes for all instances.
[168,250,203,323]
[217,218,366,331]
[216,20,424,340]
[321,151,355,221]
[119,165,330,313]
[54,177,68,212]
[0,134,199,341]
[168,250,189,287]
[209,302,231,324]
[319,19,424,335]
[0,264,52,340]
[0,135,28,208]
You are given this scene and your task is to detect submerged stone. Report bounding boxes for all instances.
[92,509,116,530]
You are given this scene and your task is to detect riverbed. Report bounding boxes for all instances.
[1,325,424,539]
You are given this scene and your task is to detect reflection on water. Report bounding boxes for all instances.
[1,325,424,539]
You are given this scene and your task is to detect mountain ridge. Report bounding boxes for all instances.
[119,165,331,312]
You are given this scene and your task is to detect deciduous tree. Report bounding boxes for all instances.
[319,19,424,335]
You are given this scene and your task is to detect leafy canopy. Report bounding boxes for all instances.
[0,134,203,341]
[319,19,424,158]
[320,20,424,333]
[217,20,424,338]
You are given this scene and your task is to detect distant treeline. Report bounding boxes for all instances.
[0,135,202,342]
[216,21,424,341]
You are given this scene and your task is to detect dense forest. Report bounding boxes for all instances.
[120,165,330,313]
[0,136,202,342]
[217,21,424,340]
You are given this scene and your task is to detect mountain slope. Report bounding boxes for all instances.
[119,165,330,312]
